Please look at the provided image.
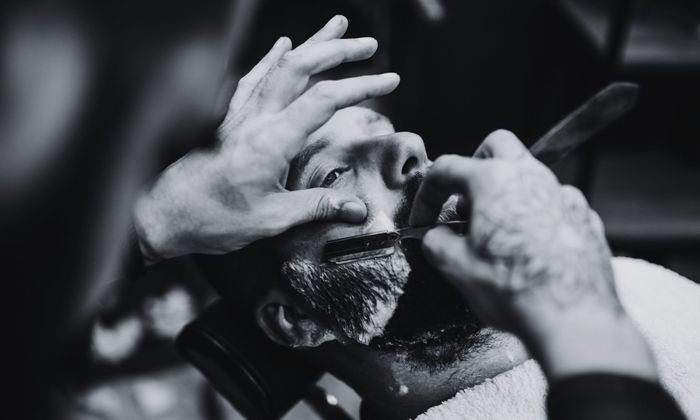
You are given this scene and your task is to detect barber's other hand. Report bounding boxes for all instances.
[134,16,399,263]
[411,130,657,381]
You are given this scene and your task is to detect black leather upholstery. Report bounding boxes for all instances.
[177,301,323,419]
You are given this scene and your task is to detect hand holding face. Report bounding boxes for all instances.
[411,130,657,381]
[134,16,399,263]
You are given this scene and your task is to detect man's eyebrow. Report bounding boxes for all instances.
[287,138,331,188]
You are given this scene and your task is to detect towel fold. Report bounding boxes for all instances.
[416,257,700,420]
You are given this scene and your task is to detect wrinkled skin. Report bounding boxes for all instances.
[270,107,485,367]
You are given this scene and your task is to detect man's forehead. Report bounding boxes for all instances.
[307,106,394,146]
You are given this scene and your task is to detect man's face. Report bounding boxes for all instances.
[272,107,483,367]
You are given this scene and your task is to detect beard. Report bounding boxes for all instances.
[281,249,410,345]
[281,243,486,369]
[280,174,486,369]
[369,242,486,369]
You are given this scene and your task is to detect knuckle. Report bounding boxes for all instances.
[313,194,339,219]
[395,131,424,145]
[561,185,589,209]
[433,154,472,184]
[423,238,446,262]
[487,129,517,142]
[278,52,303,72]
[486,130,511,147]
[311,81,334,99]
[433,154,463,169]
[487,160,516,178]
[236,75,252,89]
[588,209,606,233]
[271,113,302,137]
[483,129,523,156]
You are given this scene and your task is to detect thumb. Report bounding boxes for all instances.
[422,225,491,295]
[275,188,367,228]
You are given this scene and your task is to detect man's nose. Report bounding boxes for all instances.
[379,132,428,189]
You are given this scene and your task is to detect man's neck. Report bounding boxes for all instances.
[307,331,529,419]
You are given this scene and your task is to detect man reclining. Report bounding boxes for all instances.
[215,106,699,419]
[129,16,695,420]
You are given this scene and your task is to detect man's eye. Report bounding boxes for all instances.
[320,168,347,188]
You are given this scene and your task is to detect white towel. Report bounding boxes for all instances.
[416,257,700,420]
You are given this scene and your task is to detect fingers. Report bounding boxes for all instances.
[228,16,377,120]
[298,15,348,48]
[270,189,367,232]
[259,37,379,112]
[422,226,492,296]
[287,37,378,77]
[473,129,529,160]
[278,73,400,157]
[229,37,292,114]
[409,155,485,226]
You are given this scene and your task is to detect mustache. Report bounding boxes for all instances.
[393,172,424,229]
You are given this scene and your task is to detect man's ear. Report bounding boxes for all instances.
[255,290,336,348]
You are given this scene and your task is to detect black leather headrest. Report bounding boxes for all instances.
[177,301,323,419]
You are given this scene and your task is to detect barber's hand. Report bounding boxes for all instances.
[134,16,399,263]
[411,130,657,381]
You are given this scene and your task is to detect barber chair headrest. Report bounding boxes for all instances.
[177,301,323,419]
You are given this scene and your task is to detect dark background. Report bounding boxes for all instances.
[238,0,700,278]
[5,1,698,419]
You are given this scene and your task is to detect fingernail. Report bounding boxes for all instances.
[340,201,367,222]
[380,72,400,81]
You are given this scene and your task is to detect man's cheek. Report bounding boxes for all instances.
[274,223,329,261]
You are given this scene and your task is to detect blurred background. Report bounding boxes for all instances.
[2,0,698,418]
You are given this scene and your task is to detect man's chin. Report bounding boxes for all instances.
[367,242,484,368]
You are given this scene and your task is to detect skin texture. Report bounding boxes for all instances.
[413,131,658,382]
[412,139,619,329]
[253,113,656,417]
[258,107,434,347]
[252,107,529,419]
[133,16,400,263]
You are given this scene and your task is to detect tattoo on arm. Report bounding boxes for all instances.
[469,165,619,309]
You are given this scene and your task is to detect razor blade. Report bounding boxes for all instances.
[323,221,469,264]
